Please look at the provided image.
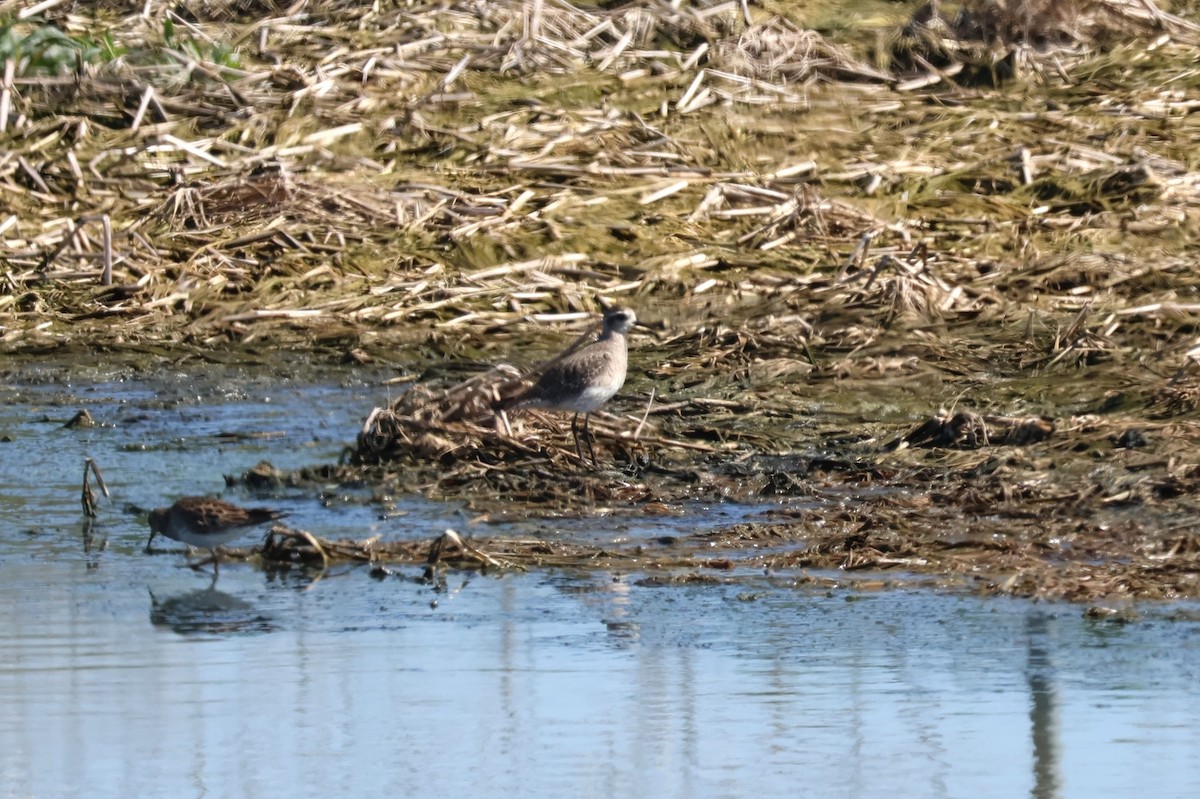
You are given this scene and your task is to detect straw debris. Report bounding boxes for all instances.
[8,0,1200,600]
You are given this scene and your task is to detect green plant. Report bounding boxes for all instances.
[161,16,241,71]
[0,20,106,76]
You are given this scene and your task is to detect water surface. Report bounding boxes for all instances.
[1,374,1198,798]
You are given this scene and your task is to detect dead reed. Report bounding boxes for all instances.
[9,0,1200,600]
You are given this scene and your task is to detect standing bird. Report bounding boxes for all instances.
[146,496,288,575]
[497,306,636,465]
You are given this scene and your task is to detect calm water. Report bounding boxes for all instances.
[1,372,1199,799]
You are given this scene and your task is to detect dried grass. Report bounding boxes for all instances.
[8,0,1200,599]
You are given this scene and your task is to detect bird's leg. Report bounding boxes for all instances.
[571,413,584,460]
[145,531,156,554]
[189,549,220,574]
[582,413,598,467]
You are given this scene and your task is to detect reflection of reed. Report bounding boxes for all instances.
[80,518,106,571]
[148,585,276,636]
[601,578,638,644]
[1027,613,1062,799]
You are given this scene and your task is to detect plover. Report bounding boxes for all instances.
[497,306,636,464]
[147,496,288,575]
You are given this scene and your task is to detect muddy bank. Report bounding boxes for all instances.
[217,373,1200,604]
[221,485,1199,603]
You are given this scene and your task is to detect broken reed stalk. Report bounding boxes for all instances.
[261,527,330,569]
[81,460,96,518]
[100,214,112,287]
[633,388,656,439]
[426,528,517,572]
[80,457,109,517]
[0,59,12,133]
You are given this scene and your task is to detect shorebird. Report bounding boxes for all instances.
[497,306,636,465]
[146,496,288,575]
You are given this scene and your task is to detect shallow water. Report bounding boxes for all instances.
[2,373,1199,798]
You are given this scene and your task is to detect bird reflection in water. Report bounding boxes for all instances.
[148,583,277,636]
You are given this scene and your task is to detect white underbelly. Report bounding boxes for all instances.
[551,384,617,413]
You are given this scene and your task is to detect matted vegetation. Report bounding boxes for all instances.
[9,0,1200,601]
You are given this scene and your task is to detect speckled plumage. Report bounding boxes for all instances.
[147,496,287,574]
[502,306,636,463]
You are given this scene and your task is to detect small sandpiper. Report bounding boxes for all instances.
[146,496,288,574]
[497,306,636,464]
